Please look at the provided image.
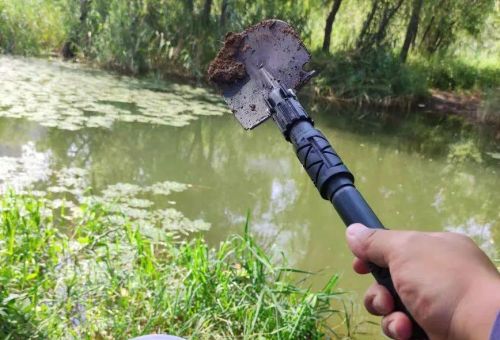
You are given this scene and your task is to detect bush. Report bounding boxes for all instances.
[313,48,428,103]
[422,56,500,90]
[0,0,68,55]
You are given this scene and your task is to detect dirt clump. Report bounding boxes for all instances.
[208,19,310,89]
[208,32,247,85]
[281,26,300,40]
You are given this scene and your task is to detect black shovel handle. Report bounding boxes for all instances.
[288,120,427,339]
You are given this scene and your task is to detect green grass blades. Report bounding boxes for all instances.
[0,193,348,339]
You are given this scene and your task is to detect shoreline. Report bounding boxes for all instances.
[305,85,499,133]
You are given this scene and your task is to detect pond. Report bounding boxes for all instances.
[1,55,499,335]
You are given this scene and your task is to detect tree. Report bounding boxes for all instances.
[373,0,404,45]
[322,0,343,52]
[186,0,194,14]
[202,0,213,24]
[220,0,228,28]
[356,0,404,50]
[356,0,380,48]
[400,0,423,62]
[417,0,494,54]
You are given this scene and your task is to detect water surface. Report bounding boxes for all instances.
[1,55,498,336]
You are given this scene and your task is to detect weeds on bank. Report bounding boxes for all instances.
[313,48,500,105]
[0,193,349,339]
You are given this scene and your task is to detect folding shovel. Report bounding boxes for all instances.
[208,19,427,339]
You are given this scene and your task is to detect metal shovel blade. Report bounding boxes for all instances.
[208,19,314,129]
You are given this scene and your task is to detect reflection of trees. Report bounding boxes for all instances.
[307,96,497,158]
[314,112,500,257]
[435,167,499,257]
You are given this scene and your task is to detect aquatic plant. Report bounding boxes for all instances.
[0,193,348,339]
[0,56,227,131]
[447,139,483,164]
[0,141,212,235]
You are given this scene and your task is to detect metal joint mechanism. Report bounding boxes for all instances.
[260,68,312,140]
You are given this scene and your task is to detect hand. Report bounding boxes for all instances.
[345,223,500,340]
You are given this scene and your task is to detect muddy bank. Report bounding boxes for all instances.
[416,90,499,131]
[306,85,499,131]
[417,90,480,116]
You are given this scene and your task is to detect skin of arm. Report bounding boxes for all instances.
[345,223,500,340]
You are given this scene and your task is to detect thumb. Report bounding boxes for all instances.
[346,223,394,267]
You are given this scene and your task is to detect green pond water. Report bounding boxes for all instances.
[1,55,499,335]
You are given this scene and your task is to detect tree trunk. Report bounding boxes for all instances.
[322,0,343,52]
[374,0,404,45]
[420,15,434,47]
[400,0,423,62]
[186,0,194,14]
[220,0,228,27]
[202,0,213,24]
[356,0,379,48]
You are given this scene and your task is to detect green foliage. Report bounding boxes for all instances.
[0,193,346,339]
[424,57,500,90]
[313,48,428,102]
[447,139,483,164]
[0,0,68,55]
[417,0,495,54]
[313,48,499,102]
[71,0,310,77]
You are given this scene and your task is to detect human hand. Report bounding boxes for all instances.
[345,223,500,340]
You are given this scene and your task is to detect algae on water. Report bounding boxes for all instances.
[0,55,228,130]
[0,142,210,233]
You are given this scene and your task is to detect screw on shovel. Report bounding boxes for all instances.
[208,19,428,339]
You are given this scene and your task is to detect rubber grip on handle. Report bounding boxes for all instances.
[289,121,427,339]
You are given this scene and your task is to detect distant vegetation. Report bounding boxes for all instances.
[0,193,349,339]
[0,0,498,102]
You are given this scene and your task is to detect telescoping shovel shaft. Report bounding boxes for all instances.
[208,19,427,339]
[262,68,427,339]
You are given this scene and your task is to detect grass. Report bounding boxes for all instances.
[0,192,349,339]
[312,48,500,106]
[312,49,428,105]
[0,0,68,55]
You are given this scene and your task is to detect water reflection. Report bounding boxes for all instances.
[225,178,311,266]
[446,218,497,258]
[0,142,51,192]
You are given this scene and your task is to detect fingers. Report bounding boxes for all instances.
[352,257,371,274]
[347,224,415,339]
[345,223,398,267]
[382,311,413,340]
[364,283,394,316]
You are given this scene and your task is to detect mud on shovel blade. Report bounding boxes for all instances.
[208,19,427,339]
[207,20,314,129]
